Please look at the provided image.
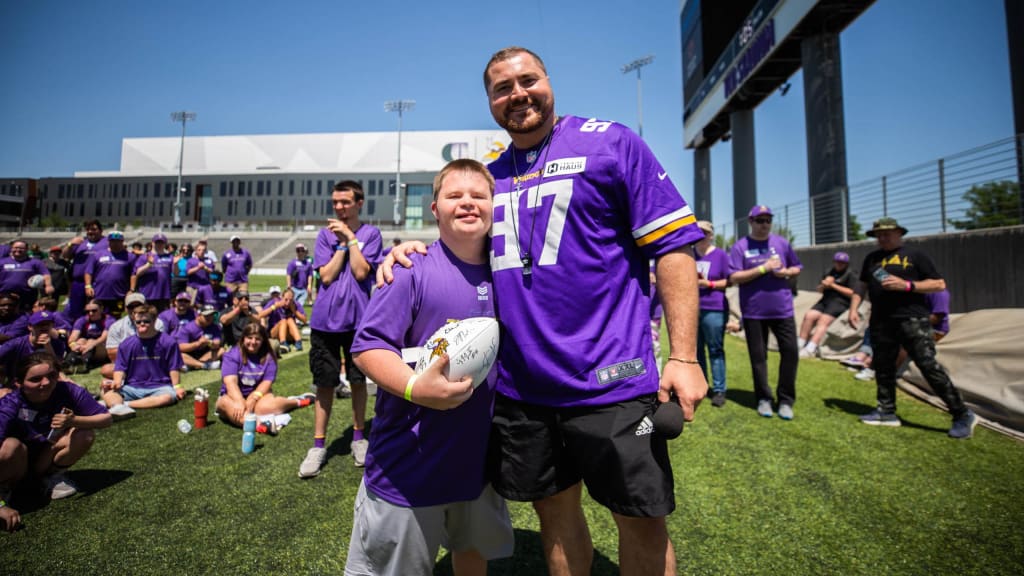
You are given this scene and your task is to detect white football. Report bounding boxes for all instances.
[415,317,499,388]
[27,274,45,289]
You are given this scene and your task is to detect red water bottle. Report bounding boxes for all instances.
[193,388,209,429]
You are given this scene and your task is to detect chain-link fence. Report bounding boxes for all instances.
[715,134,1023,246]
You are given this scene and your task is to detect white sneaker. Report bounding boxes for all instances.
[799,348,815,359]
[854,368,876,381]
[351,438,369,468]
[335,381,352,399]
[298,447,327,478]
[45,473,78,500]
[108,403,136,420]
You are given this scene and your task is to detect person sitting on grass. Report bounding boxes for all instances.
[0,311,68,392]
[209,271,232,312]
[175,304,224,371]
[102,305,184,419]
[158,292,196,336]
[262,287,306,354]
[31,296,73,337]
[101,293,166,380]
[0,293,29,346]
[216,322,314,434]
[220,289,259,349]
[0,352,112,511]
[65,299,114,373]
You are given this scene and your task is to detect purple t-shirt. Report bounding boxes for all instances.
[133,251,174,301]
[261,296,285,329]
[211,285,231,312]
[70,236,108,281]
[0,335,68,385]
[0,256,49,298]
[221,248,253,284]
[0,380,106,446]
[729,234,802,320]
[926,290,951,334]
[309,225,382,333]
[72,314,115,340]
[352,240,496,507]
[287,257,313,290]
[186,254,217,288]
[115,333,183,389]
[218,346,277,397]
[158,308,195,336]
[487,115,704,407]
[85,248,135,300]
[0,313,29,340]
[175,319,223,356]
[697,247,731,312]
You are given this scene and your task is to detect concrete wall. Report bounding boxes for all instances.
[794,225,1024,313]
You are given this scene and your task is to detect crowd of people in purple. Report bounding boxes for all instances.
[0,45,975,576]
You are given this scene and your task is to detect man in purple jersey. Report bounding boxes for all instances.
[175,304,224,371]
[286,244,314,311]
[298,180,382,477]
[158,292,196,336]
[102,305,184,418]
[0,239,54,310]
[386,46,707,576]
[347,160,513,574]
[0,352,112,510]
[848,218,976,437]
[728,205,803,420]
[131,233,174,311]
[61,219,107,320]
[694,220,732,407]
[185,240,216,306]
[84,231,135,318]
[221,235,253,294]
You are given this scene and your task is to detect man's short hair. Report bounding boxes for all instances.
[333,180,364,202]
[433,159,495,201]
[483,46,547,91]
[83,219,102,231]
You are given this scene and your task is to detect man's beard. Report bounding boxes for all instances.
[497,98,552,134]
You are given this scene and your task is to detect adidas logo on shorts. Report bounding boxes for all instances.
[635,416,654,436]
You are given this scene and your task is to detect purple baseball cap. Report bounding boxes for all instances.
[748,205,773,219]
[833,251,850,262]
[29,311,55,326]
[152,233,168,243]
[175,292,191,301]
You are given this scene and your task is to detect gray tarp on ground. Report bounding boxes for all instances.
[726,289,1024,440]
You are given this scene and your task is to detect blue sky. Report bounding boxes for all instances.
[0,0,1013,227]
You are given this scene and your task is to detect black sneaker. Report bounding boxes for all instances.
[859,409,901,427]
[711,392,726,408]
[948,410,977,439]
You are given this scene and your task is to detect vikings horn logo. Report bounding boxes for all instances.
[426,337,450,361]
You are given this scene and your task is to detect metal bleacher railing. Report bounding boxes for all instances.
[714,134,1023,247]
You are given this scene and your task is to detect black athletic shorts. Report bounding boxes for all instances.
[487,392,675,518]
[308,329,365,389]
[812,297,849,318]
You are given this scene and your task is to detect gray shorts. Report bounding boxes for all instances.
[344,479,513,576]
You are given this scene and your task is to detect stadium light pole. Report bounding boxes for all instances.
[384,100,415,226]
[170,111,196,228]
[622,55,654,138]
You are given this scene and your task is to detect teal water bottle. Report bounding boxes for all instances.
[242,413,256,454]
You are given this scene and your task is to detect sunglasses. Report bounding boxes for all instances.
[134,319,153,325]
[752,218,773,224]
[86,308,101,313]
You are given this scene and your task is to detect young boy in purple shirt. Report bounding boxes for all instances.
[298,181,382,477]
[728,205,803,420]
[0,352,111,512]
[346,159,512,575]
[221,236,253,294]
[102,305,184,418]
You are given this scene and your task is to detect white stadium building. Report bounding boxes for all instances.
[35,129,511,230]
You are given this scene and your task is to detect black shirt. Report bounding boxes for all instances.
[857,245,942,322]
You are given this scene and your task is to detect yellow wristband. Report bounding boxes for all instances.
[347,239,360,248]
[758,265,766,275]
[174,384,183,390]
[252,391,264,399]
[404,374,417,402]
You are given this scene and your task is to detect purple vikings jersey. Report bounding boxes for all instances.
[310,225,382,333]
[134,252,174,301]
[353,240,496,507]
[221,248,253,284]
[219,346,277,397]
[0,381,107,446]
[697,248,731,312]
[116,333,183,388]
[487,115,704,407]
[728,234,802,320]
[85,249,135,300]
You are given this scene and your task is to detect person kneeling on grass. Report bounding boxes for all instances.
[176,304,225,371]
[102,305,184,419]
[0,352,112,521]
[216,322,314,434]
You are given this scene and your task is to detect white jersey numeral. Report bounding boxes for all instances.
[491,179,574,272]
[579,118,612,133]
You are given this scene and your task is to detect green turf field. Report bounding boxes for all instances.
[3,277,1023,574]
